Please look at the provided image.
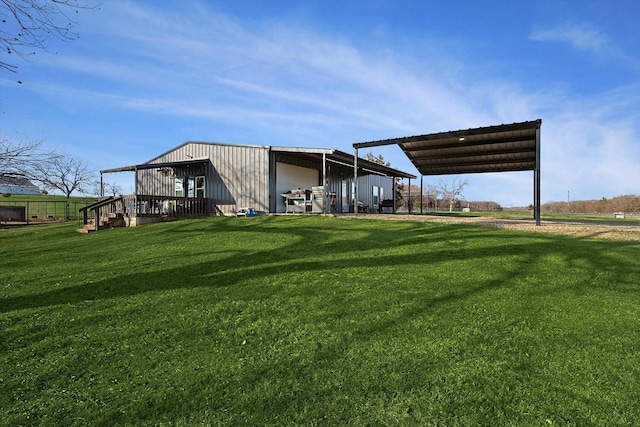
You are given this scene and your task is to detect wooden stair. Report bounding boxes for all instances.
[76,224,97,233]
[76,219,97,234]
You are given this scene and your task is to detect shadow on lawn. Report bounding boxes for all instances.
[2,217,638,315]
[3,217,640,425]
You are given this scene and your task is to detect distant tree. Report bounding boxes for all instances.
[395,181,405,209]
[468,201,501,211]
[1,136,95,198]
[437,178,469,212]
[541,195,640,214]
[423,184,439,211]
[1,0,94,74]
[401,184,420,212]
[103,181,122,197]
[31,153,94,198]
[364,152,387,167]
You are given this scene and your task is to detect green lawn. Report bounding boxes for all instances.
[1,216,639,426]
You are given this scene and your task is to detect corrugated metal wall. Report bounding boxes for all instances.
[137,142,270,214]
[355,174,394,212]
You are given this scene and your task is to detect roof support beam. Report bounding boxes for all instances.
[400,134,536,153]
[415,158,535,169]
[408,145,536,160]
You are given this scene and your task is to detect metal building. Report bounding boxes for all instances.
[96,141,415,226]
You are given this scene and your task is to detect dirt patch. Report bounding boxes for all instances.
[0,218,66,228]
[353,214,640,242]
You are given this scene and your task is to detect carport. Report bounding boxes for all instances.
[353,119,542,225]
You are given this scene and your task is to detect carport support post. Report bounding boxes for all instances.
[353,148,358,216]
[534,125,541,225]
[408,178,411,214]
[420,175,423,214]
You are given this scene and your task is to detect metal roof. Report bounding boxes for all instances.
[354,119,541,176]
[101,146,416,179]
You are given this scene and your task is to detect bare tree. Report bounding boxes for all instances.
[31,153,94,198]
[423,183,439,211]
[1,0,93,73]
[0,135,52,178]
[437,177,469,212]
[103,181,122,197]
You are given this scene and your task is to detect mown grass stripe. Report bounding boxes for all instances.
[1,216,638,425]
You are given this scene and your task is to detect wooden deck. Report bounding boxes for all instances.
[78,195,211,231]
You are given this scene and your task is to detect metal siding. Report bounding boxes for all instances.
[207,143,269,214]
[136,142,270,214]
[355,175,393,212]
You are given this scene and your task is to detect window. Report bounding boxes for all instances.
[341,181,348,212]
[175,176,205,198]
[175,178,184,197]
[196,176,205,198]
[187,177,195,198]
[373,186,379,206]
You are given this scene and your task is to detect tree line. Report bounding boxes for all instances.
[398,183,639,214]
[541,196,640,214]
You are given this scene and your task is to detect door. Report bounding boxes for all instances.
[341,181,349,212]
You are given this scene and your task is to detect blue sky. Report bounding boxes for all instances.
[1,0,639,206]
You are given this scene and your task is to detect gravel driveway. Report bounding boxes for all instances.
[351,214,640,242]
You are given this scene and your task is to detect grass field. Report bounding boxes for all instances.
[1,216,639,426]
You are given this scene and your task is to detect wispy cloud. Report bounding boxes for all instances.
[530,23,610,53]
[43,5,502,138]
[10,1,639,205]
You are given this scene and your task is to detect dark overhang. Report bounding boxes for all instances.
[354,119,541,176]
[100,157,210,174]
[271,147,416,179]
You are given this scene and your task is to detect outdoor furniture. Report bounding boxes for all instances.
[378,199,394,214]
[236,207,258,217]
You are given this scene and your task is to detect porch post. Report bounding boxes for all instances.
[322,152,327,214]
[353,148,358,216]
[392,176,396,213]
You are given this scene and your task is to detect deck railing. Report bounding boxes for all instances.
[121,195,210,217]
